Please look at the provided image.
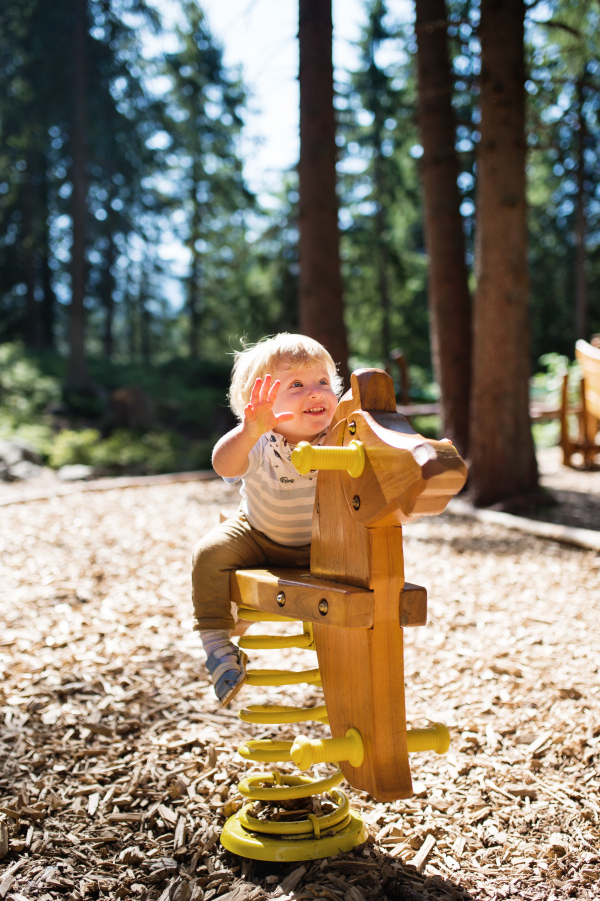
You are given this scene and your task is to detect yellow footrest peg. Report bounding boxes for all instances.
[237,739,294,764]
[238,704,328,725]
[239,633,314,650]
[290,728,365,770]
[246,668,322,686]
[407,722,450,755]
[236,606,297,623]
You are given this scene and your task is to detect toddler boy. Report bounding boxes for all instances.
[192,334,342,704]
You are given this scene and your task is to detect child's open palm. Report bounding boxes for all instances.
[243,375,293,435]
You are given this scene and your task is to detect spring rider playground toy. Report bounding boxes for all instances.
[221,369,468,861]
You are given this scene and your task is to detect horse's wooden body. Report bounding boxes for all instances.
[232,368,467,802]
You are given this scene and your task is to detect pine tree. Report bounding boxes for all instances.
[0,0,71,347]
[526,0,600,346]
[0,0,165,372]
[163,2,252,359]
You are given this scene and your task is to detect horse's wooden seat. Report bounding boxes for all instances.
[230,567,427,629]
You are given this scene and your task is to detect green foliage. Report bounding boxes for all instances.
[0,342,59,423]
[45,426,212,474]
[410,415,441,440]
[530,353,581,449]
[0,343,223,474]
[525,0,600,356]
[530,351,581,406]
[407,365,440,402]
[46,428,212,474]
[532,420,561,450]
[48,429,101,467]
[92,430,212,473]
[0,419,54,455]
[84,353,234,437]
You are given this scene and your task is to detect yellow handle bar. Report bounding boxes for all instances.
[289,722,450,771]
[291,440,365,478]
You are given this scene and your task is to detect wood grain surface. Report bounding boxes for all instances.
[230,567,374,629]
[315,527,413,800]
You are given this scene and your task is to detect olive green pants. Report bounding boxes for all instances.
[192,513,311,632]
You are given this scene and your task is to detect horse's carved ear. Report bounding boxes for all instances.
[351,369,396,413]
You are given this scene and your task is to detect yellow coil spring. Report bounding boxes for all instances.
[234,607,348,838]
[231,606,451,841]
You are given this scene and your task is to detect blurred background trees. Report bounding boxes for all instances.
[0,0,599,487]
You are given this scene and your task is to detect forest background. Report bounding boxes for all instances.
[0,0,599,479]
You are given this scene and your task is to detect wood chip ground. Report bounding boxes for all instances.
[0,469,599,900]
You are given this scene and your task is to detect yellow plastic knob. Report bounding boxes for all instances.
[291,441,365,478]
[406,722,450,755]
[290,728,365,770]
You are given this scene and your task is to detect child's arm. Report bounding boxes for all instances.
[212,375,294,478]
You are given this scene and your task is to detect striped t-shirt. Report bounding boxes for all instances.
[225,430,325,546]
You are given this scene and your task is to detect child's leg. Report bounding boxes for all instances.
[256,533,311,572]
[192,515,267,703]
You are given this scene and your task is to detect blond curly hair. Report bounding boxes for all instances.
[229,334,344,420]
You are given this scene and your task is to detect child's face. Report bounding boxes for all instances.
[270,364,338,443]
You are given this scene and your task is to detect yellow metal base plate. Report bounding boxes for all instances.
[221,810,367,862]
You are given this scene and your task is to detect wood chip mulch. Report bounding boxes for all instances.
[0,476,599,900]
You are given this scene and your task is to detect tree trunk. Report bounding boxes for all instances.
[188,250,201,359]
[414,0,472,457]
[68,0,88,386]
[41,247,56,350]
[373,156,391,363]
[469,0,537,506]
[23,154,38,347]
[140,258,152,364]
[188,166,202,358]
[125,269,137,362]
[574,79,587,342]
[40,170,55,349]
[102,234,115,360]
[141,298,151,364]
[298,0,350,389]
[377,231,391,363]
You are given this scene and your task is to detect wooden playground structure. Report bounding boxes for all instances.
[560,339,600,468]
[221,368,467,861]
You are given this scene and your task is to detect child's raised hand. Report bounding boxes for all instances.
[243,375,294,436]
